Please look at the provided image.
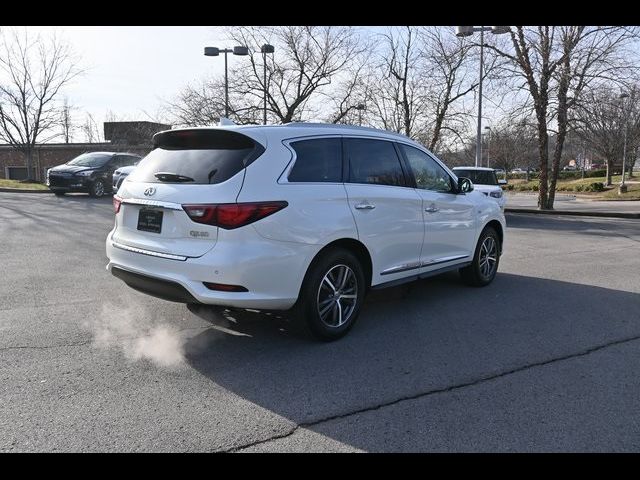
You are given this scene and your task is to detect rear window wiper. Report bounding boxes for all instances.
[154,172,195,182]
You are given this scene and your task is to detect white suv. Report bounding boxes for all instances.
[452,167,507,210]
[106,124,505,340]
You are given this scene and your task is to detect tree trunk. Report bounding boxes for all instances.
[548,100,569,209]
[25,149,35,182]
[535,110,550,210]
[606,159,612,186]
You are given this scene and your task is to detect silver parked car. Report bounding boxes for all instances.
[112,164,138,193]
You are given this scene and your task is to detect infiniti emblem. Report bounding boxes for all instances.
[144,187,156,196]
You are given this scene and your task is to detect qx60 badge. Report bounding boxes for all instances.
[144,187,156,196]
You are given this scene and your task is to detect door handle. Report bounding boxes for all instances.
[355,203,376,210]
[425,205,439,213]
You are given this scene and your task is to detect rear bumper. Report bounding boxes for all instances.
[105,229,317,310]
[111,266,199,303]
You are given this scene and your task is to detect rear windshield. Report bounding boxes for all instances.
[454,169,498,186]
[128,130,263,185]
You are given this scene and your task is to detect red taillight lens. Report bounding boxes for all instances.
[182,201,287,229]
[203,282,248,292]
[113,195,122,214]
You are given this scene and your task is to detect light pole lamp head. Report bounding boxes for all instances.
[233,46,249,56]
[261,44,275,54]
[204,47,220,56]
[456,26,474,37]
[491,26,511,35]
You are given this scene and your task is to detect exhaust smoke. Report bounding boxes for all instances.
[89,304,186,369]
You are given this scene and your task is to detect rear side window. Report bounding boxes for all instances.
[345,138,406,187]
[128,130,264,185]
[288,138,342,183]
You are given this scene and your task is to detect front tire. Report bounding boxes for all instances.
[295,248,366,341]
[89,180,105,198]
[460,226,500,287]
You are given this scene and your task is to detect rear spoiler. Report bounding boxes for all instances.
[153,129,258,151]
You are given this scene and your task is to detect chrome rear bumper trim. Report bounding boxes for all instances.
[111,241,188,261]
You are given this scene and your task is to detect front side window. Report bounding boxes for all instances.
[288,138,342,183]
[345,138,406,187]
[400,144,453,192]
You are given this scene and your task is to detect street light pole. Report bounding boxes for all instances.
[204,45,249,121]
[224,50,229,118]
[476,28,484,168]
[456,26,511,168]
[620,92,629,194]
[261,44,275,125]
[484,126,491,168]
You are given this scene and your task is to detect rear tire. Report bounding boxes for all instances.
[294,248,366,341]
[89,180,105,198]
[460,226,500,287]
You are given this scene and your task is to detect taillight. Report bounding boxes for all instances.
[113,195,122,214]
[182,201,287,229]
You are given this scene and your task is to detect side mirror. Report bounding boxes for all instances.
[498,179,507,185]
[457,177,474,194]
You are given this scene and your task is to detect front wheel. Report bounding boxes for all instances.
[459,226,500,287]
[295,248,366,341]
[89,180,105,198]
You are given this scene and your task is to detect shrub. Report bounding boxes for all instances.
[584,169,607,178]
[585,182,604,192]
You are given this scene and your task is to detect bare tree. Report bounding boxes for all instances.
[572,85,640,184]
[226,26,365,124]
[366,27,425,138]
[365,27,495,154]
[419,27,493,152]
[0,29,81,180]
[165,78,226,127]
[59,96,76,143]
[486,26,640,209]
[81,113,103,143]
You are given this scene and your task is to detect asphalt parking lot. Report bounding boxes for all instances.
[1,192,639,452]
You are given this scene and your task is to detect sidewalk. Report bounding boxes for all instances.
[505,193,640,219]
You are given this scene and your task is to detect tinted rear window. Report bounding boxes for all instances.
[288,138,342,183]
[128,130,263,185]
[345,138,406,187]
[454,169,498,186]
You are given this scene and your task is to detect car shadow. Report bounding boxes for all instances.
[183,272,640,451]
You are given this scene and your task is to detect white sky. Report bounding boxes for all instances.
[24,26,230,137]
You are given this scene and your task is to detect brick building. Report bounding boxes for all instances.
[0,121,171,181]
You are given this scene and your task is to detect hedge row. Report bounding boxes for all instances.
[506,169,607,180]
[503,181,605,192]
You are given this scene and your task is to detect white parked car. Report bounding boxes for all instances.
[452,167,507,211]
[106,124,506,340]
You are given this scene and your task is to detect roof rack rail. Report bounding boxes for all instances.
[283,122,412,141]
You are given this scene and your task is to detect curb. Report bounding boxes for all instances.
[0,187,52,194]
[506,208,640,219]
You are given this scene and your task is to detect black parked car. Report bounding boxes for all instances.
[47,152,142,197]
